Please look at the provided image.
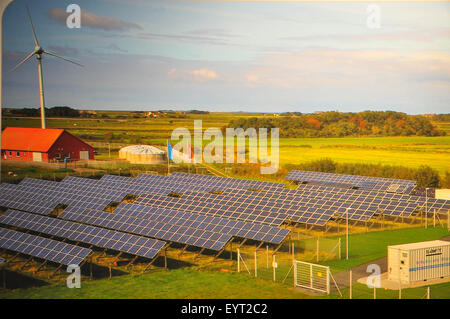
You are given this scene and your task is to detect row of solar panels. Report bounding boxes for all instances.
[5,173,448,241]
[0,179,291,252]
[0,210,166,259]
[97,174,445,224]
[58,173,449,227]
[286,170,417,194]
[0,227,91,266]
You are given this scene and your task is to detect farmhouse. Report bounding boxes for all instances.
[1,127,94,162]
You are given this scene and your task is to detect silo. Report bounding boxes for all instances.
[118,145,166,164]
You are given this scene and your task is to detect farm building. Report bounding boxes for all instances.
[118,145,166,164]
[1,127,94,162]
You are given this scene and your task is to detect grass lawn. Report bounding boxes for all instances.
[318,227,450,272]
[0,269,308,299]
[324,282,450,299]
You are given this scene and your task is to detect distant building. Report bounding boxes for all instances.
[118,145,166,164]
[78,110,97,116]
[146,112,158,118]
[1,127,95,162]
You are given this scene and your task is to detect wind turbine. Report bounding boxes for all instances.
[9,6,83,129]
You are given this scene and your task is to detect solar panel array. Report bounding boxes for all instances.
[1,171,449,260]
[0,227,91,266]
[0,182,115,210]
[0,210,166,259]
[59,206,232,251]
[0,194,58,215]
[59,173,449,226]
[286,170,417,194]
[20,178,126,202]
[164,172,286,190]
[115,203,290,244]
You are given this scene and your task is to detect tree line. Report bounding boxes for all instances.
[228,111,446,137]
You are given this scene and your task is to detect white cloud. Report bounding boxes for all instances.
[48,8,141,31]
[168,68,219,82]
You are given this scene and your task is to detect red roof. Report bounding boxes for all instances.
[1,127,65,152]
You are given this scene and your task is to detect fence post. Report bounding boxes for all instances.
[399,282,402,299]
[326,268,330,295]
[292,242,295,261]
[237,248,240,273]
[266,245,269,269]
[272,255,276,282]
[427,286,430,299]
[293,260,297,287]
[373,286,376,299]
[349,270,352,299]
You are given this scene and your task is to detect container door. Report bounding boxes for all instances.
[32,152,42,162]
[80,151,89,160]
[399,252,409,283]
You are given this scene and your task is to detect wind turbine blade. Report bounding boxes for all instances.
[26,4,39,47]
[43,50,84,67]
[8,50,36,73]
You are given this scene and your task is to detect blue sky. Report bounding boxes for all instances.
[3,0,449,113]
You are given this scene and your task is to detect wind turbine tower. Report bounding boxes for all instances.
[10,6,82,129]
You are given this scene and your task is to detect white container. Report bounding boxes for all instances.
[388,240,450,284]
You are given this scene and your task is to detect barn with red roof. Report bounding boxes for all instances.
[1,127,94,162]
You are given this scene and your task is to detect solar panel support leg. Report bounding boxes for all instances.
[34,260,48,274]
[126,256,138,269]
[112,252,123,265]
[213,247,226,261]
[142,254,159,273]
[194,248,205,261]
[19,256,33,271]
[255,241,264,251]
[178,244,189,257]
[6,252,20,264]
[49,264,63,279]
[238,238,248,248]
[272,243,283,255]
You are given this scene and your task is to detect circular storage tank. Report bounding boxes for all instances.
[118,145,166,164]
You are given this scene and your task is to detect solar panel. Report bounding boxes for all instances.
[0,183,113,210]
[114,203,290,244]
[19,178,127,202]
[0,194,59,215]
[135,192,289,226]
[59,206,232,251]
[0,210,166,259]
[286,170,416,194]
[0,227,91,266]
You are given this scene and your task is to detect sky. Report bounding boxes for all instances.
[2,0,450,114]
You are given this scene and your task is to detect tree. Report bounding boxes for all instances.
[414,165,440,188]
